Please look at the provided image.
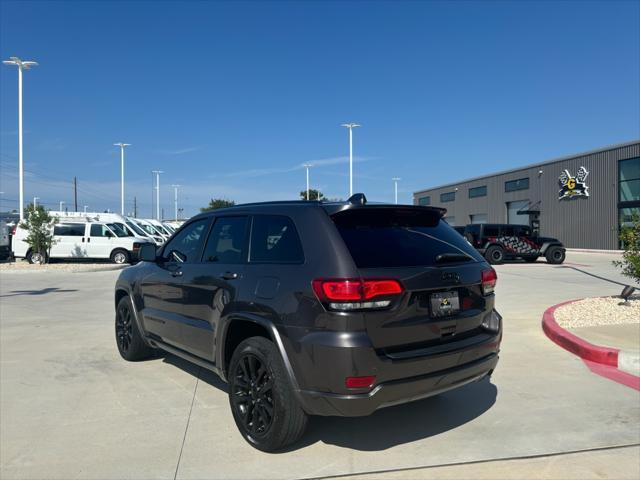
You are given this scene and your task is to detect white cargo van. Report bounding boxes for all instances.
[12,221,152,264]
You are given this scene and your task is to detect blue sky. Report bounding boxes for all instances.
[1,0,638,217]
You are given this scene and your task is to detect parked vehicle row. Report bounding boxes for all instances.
[451,223,566,265]
[11,211,183,264]
[115,194,502,451]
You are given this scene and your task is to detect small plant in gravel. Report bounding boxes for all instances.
[19,204,58,264]
[614,214,640,285]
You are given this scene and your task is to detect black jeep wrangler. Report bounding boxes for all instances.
[463,223,565,265]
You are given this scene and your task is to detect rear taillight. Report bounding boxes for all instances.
[312,278,404,311]
[345,375,376,389]
[481,268,497,295]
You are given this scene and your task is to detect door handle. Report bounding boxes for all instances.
[220,272,238,280]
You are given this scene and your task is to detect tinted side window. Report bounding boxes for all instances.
[90,224,109,237]
[201,216,249,264]
[54,224,85,236]
[250,215,304,264]
[483,226,500,237]
[162,218,209,263]
[501,226,516,236]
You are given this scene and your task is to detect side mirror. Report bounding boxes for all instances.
[139,243,157,262]
[106,231,114,238]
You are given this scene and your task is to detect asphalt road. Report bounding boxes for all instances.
[1,252,638,479]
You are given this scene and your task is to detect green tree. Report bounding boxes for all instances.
[614,214,640,284]
[200,198,236,212]
[19,203,57,264]
[299,189,323,201]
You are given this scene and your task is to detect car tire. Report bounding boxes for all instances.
[523,256,538,263]
[115,296,154,361]
[228,336,308,452]
[545,246,566,264]
[485,245,505,265]
[110,249,130,265]
[26,250,48,265]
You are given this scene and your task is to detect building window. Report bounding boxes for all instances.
[505,177,529,192]
[470,213,487,224]
[619,157,640,202]
[440,191,455,202]
[418,196,430,206]
[469,186,487,198]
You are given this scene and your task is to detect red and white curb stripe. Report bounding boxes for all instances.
[542,299,640,391]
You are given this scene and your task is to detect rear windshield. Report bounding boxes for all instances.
[332,208,483,268]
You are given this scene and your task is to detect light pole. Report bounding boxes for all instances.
[114,143,131,215]
[3,57,38,221]
[171,184,180,221]
[152,170,164,220]
[33,197,39,208]
[392,177,401,204]
[83,205,88,213]
[340,123,360,196]
[303,164,312,200]
[59,201,65,211]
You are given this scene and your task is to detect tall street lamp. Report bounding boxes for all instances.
[392,177,401,204]
[3,57,38,221]
[152,170,164,220]
[114,143,131,215]
[171,184,180,221]
[303,164,312,200]
[83,205,88,213]
[340,123,360,197]
[59,201,65,211]
[33,197,39,208]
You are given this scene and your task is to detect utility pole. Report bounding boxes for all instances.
[113,143,131,215]
[152,170,163,220]
[171,185,180,221]
[303,164,312,200]
[392,177,401,204]
[3,57,38,221]
[73,176,78,212]
[161,207,164,221]
[133,196,137,217]
[340,123,361,197]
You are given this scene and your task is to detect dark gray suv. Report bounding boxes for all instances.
[114,194,502,451]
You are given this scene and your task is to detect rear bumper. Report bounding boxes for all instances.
[297,353,498,417]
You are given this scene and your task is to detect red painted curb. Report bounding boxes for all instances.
[541,299,619,367]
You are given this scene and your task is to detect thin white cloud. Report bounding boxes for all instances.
[221,155,370,178]
[157,146,200,155]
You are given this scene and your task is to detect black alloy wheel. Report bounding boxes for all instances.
[115,296,153,361]
[116,301,133,354]
[231,354,275,438]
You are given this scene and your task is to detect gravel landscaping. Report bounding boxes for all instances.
[0,259,126,273]
[554,296,640,329]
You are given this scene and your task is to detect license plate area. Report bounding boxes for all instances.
[430,290,460,317]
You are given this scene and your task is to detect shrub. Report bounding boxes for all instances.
[614,214,640,284]
[19,204,57,264]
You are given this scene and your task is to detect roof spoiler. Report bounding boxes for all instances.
[347,193,367,205]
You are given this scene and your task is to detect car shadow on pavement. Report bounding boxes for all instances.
[161,353,229,393]
[0,287,79,297]
[290,378,497,452]
[158,352,497,453]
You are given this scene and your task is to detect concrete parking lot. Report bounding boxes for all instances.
[1,252,639,479]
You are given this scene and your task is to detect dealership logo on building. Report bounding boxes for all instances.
[558,166,589,200]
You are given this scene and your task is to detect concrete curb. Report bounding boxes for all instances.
[542,299,640,390]
[565,248,623,254]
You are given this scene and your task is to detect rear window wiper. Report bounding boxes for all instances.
[435,253,473,263]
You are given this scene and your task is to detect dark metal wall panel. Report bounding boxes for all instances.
[413,142,640,249]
